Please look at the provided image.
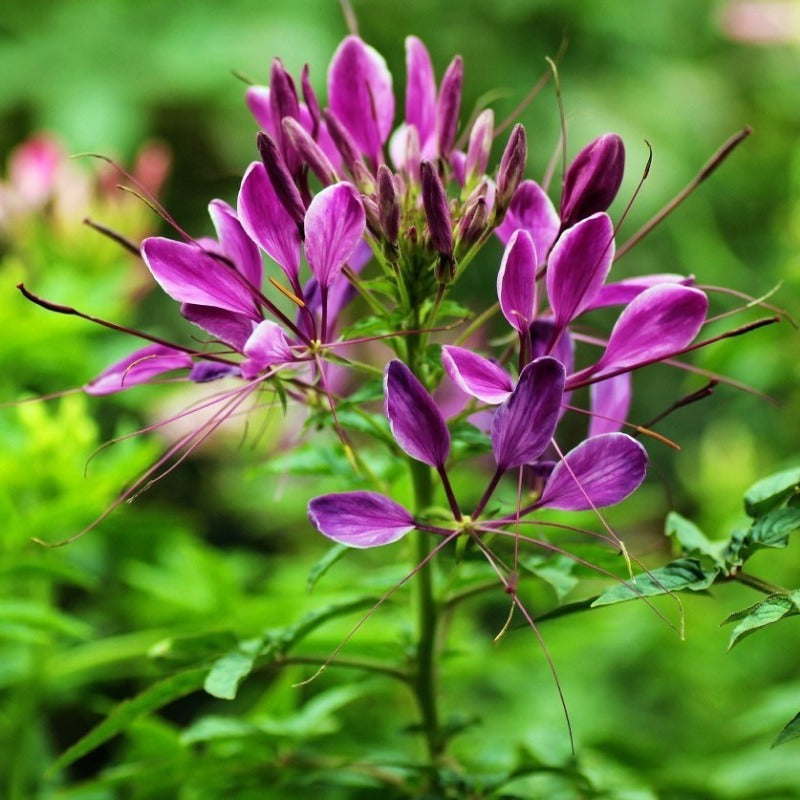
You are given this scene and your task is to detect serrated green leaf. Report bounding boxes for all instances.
[307,543,349,593]
[591,559,717,607]
[665,512,727,567]
[744,466,800,517]
[773,712,800,747]
[722,590,800,650]
[52,667,207,772]
[747,507,800,550]
[204,638,262,700]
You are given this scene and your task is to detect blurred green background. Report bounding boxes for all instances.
[1,0,799,797]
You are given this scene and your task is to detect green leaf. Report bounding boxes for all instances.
[521,555,578,602]
[747,507,800,550]
[307,543,349,593]
[773,712,800,747]
[722,590,800,650]
[0,600,93,640]
[665,512,727,567]
[744,466,800,517]
[450,420,492,457]
[204,638,262,700]
[52,667,207,772]
[591,559,718,607]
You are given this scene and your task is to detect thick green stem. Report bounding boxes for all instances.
[410,459,443,764]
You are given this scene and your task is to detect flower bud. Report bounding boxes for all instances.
[435,55,463,158]
[269,58,302,173]
[282,117,337,186]
[256,132,306,230]
[403,124,421,183]
[301,64,321,138]
[420,160,453,260]
[560,133,625,228]
[465,109,494,183]
[361,194,381,236]
[455,195,489,250]
[323,109,374,192]
[377,164,400,245]
[495,124,527,219]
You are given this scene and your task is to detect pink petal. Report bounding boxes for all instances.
[591,285,709,379]
[497,229,538,332]
[237,162,302,287]
[208,199,263,290]
[181,304,256,351]
[538,433,647,510]
[495,180,559,262]
[546,212,615,330]
[587,274,694,310]
[241,320,295,378]
[441,346,514,404]
[405,36,436,148]
[385,360,450,467]
[589,372,632,436]
[308,491,416,548]
[141,237,258,318]
[328,36,394,162]
[85,344,192,395]
[304,182,366,289]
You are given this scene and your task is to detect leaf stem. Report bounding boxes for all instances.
[732,571,787,596]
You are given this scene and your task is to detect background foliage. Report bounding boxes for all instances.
[1,0,799,797]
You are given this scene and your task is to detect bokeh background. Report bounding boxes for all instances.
[1,0,799,797]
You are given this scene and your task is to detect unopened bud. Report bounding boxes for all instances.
[270,58,302,173]
[282,117,337,186]
[257,132,306,230]
[465,109,494,184]
[560,133,625,228]
[377,164,400,245]
[456,195,489,249]
[301,64,321,138]
[496,124,527,218]
[361,195,381,236]
[403,124,421,183]
[421,160,453,260]
[435,56,464,159]
[323,109,374,191]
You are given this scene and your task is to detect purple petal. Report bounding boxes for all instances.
[497,229,537,332]
[308,491,416,548]
[208,199,263,290]
[441,345,514,404]
[491,357,565,470]
[587,274,695,310]
[538,433,647,510]
[190,362,240,383]
[85,344,192,395]
[304,182,366,289]
[141,237,258,318]
[495,180,559,262]
[181,304,256,351]
[237,161,302,286]
[465,109,493,182]
[434,55,463,158]
[328,36,394,162]
[589,373,632,436]
[405,36,436,148]
[241,320,295,378]
[385,360,450,467]
[546,212,615,330]
[530,319,574,373]
[560,133,625,228]
[591,285,709,379]
[245,87,276,135]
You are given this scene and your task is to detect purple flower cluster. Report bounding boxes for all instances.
[33,33,736,557]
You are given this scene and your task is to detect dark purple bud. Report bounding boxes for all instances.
[361,194,381,235]
[323,109,373,190]
[377,164,400,244]
[491,357,565,470]
[560,133,625,228]
[282,117,337,186]
[256,132,306,230]
[455,195,489,249]
[420,160,453,259]
[301,64,321,138]
[496,124,527,218]
[385,359,451,468]
[465,109,493,183]
[269,58,302,172]
[435,55,463,158]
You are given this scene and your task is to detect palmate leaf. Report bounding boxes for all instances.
[773,712,800,748]
[591,558,718,607]
[722,590,800,650]
[744,466,800,517]
[53,598,378,769]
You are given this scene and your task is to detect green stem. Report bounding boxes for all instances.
[410,459,443,764]
[732,571,787,595]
